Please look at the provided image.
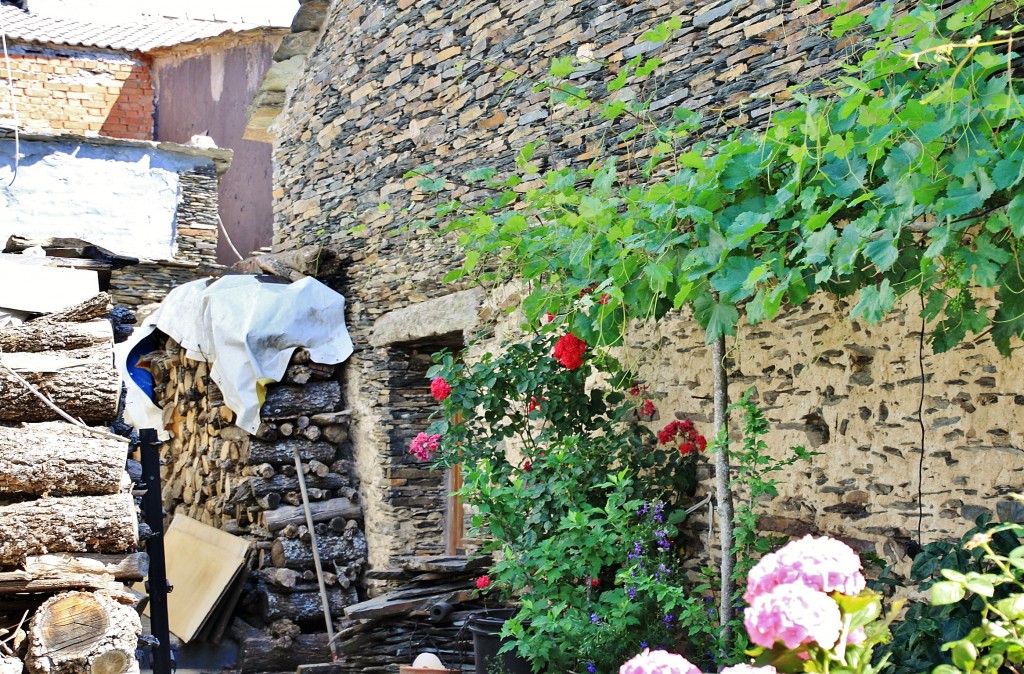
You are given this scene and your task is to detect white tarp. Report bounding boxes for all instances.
[116,275,354,436]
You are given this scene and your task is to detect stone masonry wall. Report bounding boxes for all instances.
[0,43,155,140]
[269,0,1022,575]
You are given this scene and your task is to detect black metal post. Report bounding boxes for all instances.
[140,428,174,674]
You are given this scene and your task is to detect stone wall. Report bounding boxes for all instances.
[0,43,155,139]
[268,0,1022,575]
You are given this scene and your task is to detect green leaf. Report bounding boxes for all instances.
[866,3,893,30]
[672,282,695,309]
[645,261,673,295]
[711,256,759,302]
[852,279,896,323]
[831,11,865,38]
[1008,195,1024,238]
[931,580,966,606]
[864,232,899,272]
[550,56,574,77]
[693,294,739,343]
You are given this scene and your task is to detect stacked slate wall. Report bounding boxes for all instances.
[269,0,1024,575]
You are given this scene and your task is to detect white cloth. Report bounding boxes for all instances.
[116,275,353,436]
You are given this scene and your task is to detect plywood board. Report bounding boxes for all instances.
[153,514,250,643]
[0,258,98,313]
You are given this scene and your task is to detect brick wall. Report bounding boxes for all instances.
[269,0,1024,574]
[0,44,155,140]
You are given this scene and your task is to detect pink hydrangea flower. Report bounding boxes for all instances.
[619,649,701,674]
[744,534,866,603]
[744,582,842,650]
[721,665,778,674]
[409,432,441,461]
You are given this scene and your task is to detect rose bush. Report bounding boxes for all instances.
[417,332,718,672]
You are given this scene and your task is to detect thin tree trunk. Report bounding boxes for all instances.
[712,334,734,664]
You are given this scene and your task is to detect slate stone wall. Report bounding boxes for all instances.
[270,0,1023,572]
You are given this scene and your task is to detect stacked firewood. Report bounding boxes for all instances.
[148,337,367,661]
[0,294,142,674]
[313,556,492,674]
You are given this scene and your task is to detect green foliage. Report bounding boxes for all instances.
[726,389,818,654]
[412,1,1024,355]
[424,333,715,672]
[876,515,1024,674]
[925,512,1024,674]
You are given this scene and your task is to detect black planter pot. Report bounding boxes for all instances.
[467,608,533,674]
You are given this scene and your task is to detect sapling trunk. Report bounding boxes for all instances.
[712,334,734,666]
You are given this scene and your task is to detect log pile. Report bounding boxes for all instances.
[0,294,142,674]
[279,556,492,674]
[148,337,367,663]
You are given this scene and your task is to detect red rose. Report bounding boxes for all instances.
[475,575,492,590]
[589,577,600,588]
[430,377,451,401]
[553,333,587,370]
[522,460,532,472]
[639,399,656,417]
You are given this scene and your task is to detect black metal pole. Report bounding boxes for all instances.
[140,428,173,674]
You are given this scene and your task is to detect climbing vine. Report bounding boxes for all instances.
[411,0,1024,355]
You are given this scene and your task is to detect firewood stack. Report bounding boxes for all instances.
[299,556,493,674]
[0,293,142,674]
[147,336,367,663]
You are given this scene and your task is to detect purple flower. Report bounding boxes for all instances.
[662,613,674,625]
[587,663,596,673]
[652,502,665,523]
[628,587,637,600]
[590,612,602,625]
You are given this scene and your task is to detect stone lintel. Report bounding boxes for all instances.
[370,289,484,347]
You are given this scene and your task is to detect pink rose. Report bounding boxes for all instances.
[744,535,866,603]
[619,649,701,674]
[744,582,842,650]
[475,575,491,590]
[409,432,441,461]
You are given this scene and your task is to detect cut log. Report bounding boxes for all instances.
[0,422,127,496]
[263,497,361,533]
[32,293,112,325]
[0,569,121,594]
[0,335,119,423]
[232,245,342,281]
[236,630,330,673]
[0,320,112,353]
[246,473,348,499]
[255,582,359,622]
[270,530,368,570]
[260,381,341,420]
[24,590,141,674]
[0,656,20,674]
[24,553,149,582]
[246,439,336,466]
[0,494,137,566]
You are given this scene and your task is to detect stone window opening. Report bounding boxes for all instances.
[385,330,467,557]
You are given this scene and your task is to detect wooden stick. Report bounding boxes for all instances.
[292,445,337,661]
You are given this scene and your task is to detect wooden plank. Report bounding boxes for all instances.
[145,514,250,643]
